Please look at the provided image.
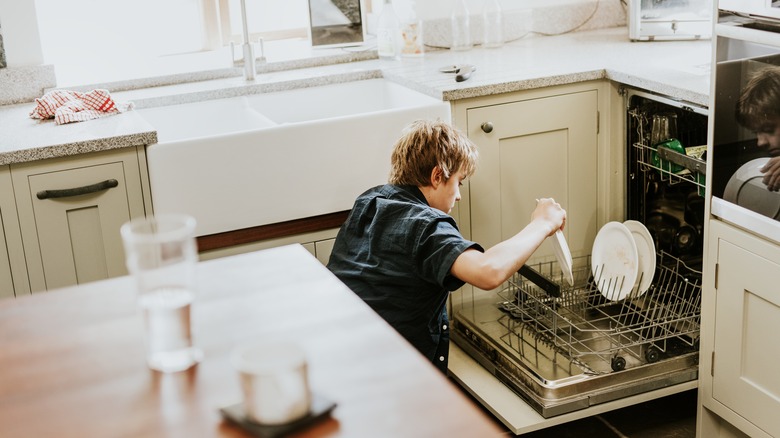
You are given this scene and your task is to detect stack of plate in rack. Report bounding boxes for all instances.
[591,221,656,301]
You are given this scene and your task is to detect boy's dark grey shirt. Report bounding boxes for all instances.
[327,184,483,373]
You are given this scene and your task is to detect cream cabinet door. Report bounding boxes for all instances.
[0,210,13,298]
[12,148,148,292]
[710,220,780,438]
[314,238,336,265]
[0,166,29,297]
[0,167,16,298]
[467,89,599,265]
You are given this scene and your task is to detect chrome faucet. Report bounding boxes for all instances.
[239,0,265,80]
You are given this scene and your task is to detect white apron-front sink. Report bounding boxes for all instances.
[139,79,450,237]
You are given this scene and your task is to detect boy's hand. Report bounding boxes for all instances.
[533,198,566,237]
[761,157,780,192]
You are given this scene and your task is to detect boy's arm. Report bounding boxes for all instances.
[450,198,565,290]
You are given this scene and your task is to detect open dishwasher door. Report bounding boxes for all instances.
[449,87,709,430]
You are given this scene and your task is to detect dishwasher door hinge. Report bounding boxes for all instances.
[711,351,715,377]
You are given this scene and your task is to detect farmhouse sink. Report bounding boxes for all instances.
[140,78,450,237]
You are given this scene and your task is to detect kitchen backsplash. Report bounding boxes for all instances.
[423,0,626,48]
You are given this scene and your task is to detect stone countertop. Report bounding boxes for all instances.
[380,27,711,106]
[0,27,711,166]
[0,104,157,166]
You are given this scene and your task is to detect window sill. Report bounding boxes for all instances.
[50,38,379,95]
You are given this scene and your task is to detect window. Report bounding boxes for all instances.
[34,0,311,87]
[223,0,309,43]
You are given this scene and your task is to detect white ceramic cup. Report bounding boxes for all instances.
[120,214,202,373]
[232,342,311,425]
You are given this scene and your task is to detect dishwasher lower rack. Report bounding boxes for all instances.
[451,252,702,418]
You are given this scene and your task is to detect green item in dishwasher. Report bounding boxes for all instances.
[652,138,686,174]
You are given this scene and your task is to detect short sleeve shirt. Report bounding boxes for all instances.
[326,184,483,372]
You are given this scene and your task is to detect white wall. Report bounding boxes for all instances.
[0,0,43,66]
[410,0,588,20]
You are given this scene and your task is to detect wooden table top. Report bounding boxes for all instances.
[0,244,503,438]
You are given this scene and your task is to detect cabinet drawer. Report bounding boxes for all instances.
[12,148,148,292]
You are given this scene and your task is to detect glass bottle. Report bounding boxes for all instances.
[451,0,471,51]
[376,0,401,60]
[400,1,424,58]
[482,0,503,48]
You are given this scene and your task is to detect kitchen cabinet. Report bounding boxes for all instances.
[0,210,13,298]
[446,81,657,434]
[314,237,336,265]
[199,228,340,266]
[0,166,29,297]
[450,80,622,287]
[698,220,780,438]
[466,87,598,261]
[10,147,150,293]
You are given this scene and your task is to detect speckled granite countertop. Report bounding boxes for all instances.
[0,27,711,166]
[381,27,711,106]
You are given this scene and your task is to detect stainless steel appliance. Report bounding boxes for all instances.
[629,0,714,41]
[719,0,780,21]
[451,89,709,418]
[710,9,780,243]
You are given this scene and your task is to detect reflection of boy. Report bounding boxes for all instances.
[327,120,566,373]
[735,66,780,192]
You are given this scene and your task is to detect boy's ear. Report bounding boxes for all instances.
[430,166,443,188]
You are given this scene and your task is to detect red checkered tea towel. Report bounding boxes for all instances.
[30,89,134,125]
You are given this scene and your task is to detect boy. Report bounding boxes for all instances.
[735,65,780,192]
[327,120,566,373]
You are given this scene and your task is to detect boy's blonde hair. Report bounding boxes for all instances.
[388,119,478,186]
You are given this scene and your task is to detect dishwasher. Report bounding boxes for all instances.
[451,87,709,418]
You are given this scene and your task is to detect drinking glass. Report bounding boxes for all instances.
[120,214,202,373]
[650,113,678,146]
[482,0,504,48]
[232,342,311,425]
[451,0,472,51]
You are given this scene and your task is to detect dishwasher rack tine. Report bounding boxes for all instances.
[498,251,702,374]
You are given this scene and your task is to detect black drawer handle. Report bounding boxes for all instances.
[36,179,119,200]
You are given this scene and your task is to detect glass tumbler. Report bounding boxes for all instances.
[121,214,202,373]
[232,342,311,425]
[650,113,678,146]
[451,0,472,51]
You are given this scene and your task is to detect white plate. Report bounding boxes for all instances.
[623,220,656,297]
[591,222,639,301]
[723,158,780,220]
[551,230,574,286]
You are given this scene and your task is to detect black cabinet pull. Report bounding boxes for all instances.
[36,179,119,200]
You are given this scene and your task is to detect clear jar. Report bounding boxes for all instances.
[377,0,400,60]
[450,0,471,51]
[482,0,503,48]
[400,1,424,58]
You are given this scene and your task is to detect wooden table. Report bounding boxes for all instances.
[0,244,504,438]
